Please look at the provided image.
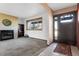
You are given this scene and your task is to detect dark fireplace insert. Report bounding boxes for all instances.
[0,30,14,41]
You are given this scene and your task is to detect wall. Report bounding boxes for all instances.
[18,18,25,24]
[47,9,53,45]
[25,5,77,45]
[40,4,54,45]
[53,5,77,15]
[25,12,49,40]
[0,13,18,39]
[25,4,54,45]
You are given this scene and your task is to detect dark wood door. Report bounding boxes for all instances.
[53,12,76,45]
[18,24,24,37]
[58,18,76,45]
[77,4,79,48]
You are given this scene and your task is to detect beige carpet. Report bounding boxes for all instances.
[0,37,47,56]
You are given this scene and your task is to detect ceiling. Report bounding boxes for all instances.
[0,3,45,18]
[0,3,77,18]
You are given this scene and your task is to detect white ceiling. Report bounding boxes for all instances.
[0,3,45,18]
[48,3,77,11]
[0,3,77,18]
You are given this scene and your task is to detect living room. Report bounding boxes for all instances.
[0,3,79,56]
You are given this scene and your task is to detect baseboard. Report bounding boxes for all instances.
[29,37,47,41]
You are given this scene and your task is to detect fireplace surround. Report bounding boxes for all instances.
[0,30,14,41]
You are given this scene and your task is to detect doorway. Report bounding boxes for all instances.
[18,24,24,37]
[53,11,76,45]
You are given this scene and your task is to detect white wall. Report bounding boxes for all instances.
[24,4,54,45]
[25,12,49,40]
[18,18,25,24]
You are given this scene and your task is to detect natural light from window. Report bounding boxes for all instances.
[60,19,73,23]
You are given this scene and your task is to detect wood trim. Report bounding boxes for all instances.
[76,4,79,48]
[29,37,47,41]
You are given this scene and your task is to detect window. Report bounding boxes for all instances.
[60,13,74,23]
[60,19,73,23]
[60,16,64,19]
[54,17,58,20]
[71,14,74,17]
[26,17,42,30]
[54,21,58,40]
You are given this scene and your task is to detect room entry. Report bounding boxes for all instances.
[53,11,76,45]
[18,24,24,37]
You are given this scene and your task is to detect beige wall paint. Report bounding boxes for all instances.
[47,9,53,45]
[53,5,77,15]
[0,13,18,38]
[41,4,54,45]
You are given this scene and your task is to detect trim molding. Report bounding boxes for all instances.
[29,37,47,41]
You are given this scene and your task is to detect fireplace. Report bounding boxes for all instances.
[0,30,14,41]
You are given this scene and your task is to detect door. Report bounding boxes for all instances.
[53,12,76,45]
[18,24,24,37]
[77,4,79,48]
